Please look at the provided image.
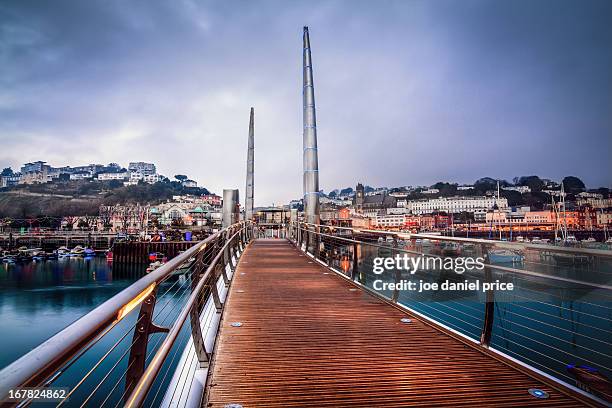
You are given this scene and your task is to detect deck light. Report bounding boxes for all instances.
[231,322,243,327]
[528,388,549,399]
[400,318,412,323]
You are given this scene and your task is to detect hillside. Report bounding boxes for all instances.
[0,180,211,219]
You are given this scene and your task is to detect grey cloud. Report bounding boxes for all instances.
[0,0,610,206]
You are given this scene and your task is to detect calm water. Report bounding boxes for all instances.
[0,257,192,407]
[0,258,146,369]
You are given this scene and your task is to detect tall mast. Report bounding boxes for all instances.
[302,26,320,225]
[245,107,255,221]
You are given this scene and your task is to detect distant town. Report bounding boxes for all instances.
[0,160,610,243]
[1,160,198,187]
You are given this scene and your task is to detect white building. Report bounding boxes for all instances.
[387,207,409,215]
[374,214,406,228]
[128,162,156,175]
[577,198,612,209]
[97,171,128,181]
[504,185,531,194]
[577,192,603,199]
[1,173,21,188]
[404,196,508,215]
[421,188,439,194]
[182,179,197,188]
[69,172,92,181]
[128,171,159,184]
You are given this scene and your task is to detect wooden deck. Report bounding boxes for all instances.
[205,239,589,407]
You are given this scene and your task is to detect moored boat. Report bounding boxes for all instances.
[70,245,86,256]
[441,242,461,256]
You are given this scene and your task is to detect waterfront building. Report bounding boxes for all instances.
[350,214,374,229]
[596,211,612,227]
[373,214,406,228]
[99,204,150,233]
[320,205,351,225]
[404,196,507,215]
[421,188,440,194]
[577,192,604,199]
[577,197,612,209]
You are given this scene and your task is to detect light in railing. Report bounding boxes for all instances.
[116,283,156,321]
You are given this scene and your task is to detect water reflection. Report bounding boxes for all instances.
[0,258,146,369]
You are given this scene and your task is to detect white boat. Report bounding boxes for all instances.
[565,235,578,245]
[146,260,165,273]
[515,236,525,242]
[488,249,524,264]
[70,245,86,256]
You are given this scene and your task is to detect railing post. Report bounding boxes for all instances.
[298,224,302,248]
[352,242,359,281]
[392,269,401,302]
[480,266,495,347]
[314,225,321,260]
[217,261,229,287]
[124,287,169,402]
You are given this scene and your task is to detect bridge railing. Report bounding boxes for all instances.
[289,222,612,405]
[0,221,254,407]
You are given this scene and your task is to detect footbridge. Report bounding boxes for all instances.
[1,26,611,407]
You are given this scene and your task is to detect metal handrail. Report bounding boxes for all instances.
[298,222,612,258]
[0,222,250,403]
[124,227,246,407]
[292,222,612,290]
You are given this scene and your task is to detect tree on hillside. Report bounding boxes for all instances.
[340,187,354,196]
[501,190,524,206]
[1,167,14,176]
[562,176,585,194]
[473,177,497,194]
[432,182,458,196]
[517,176,544,192]
[174,175,188,182]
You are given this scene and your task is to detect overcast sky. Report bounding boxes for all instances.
[1,0,611,205]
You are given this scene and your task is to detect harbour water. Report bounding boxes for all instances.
[0,256,193,406]
[0,258,146,369]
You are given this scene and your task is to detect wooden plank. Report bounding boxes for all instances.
[206,239,591,407]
